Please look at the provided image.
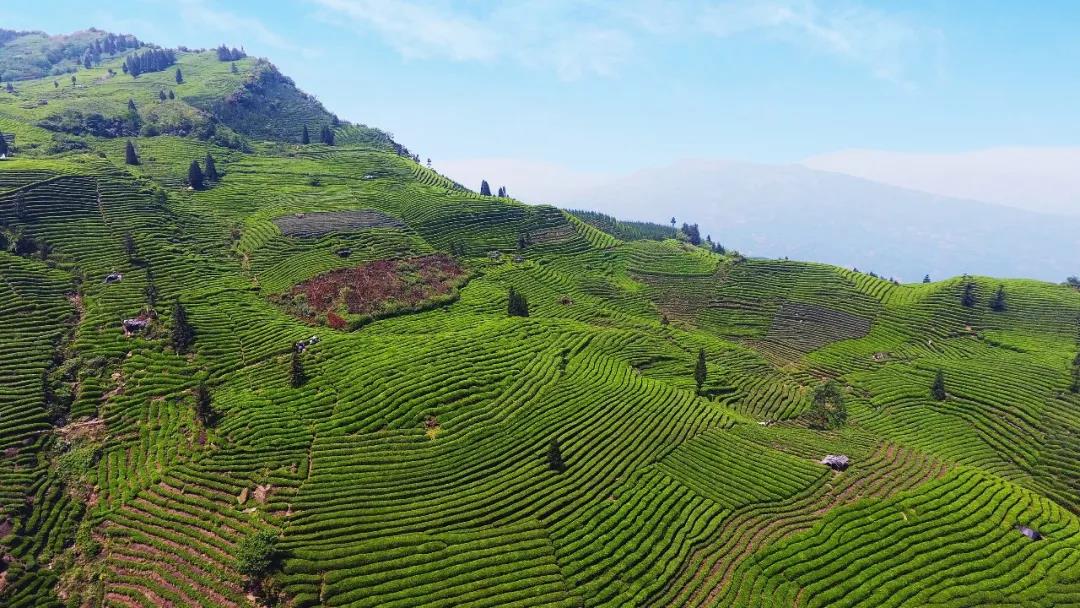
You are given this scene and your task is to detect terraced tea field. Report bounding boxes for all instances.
[1,32,1079,608]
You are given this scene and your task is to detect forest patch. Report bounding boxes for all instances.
[273,253,467,329]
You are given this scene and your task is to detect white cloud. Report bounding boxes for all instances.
[699,0,939,85]
[308,0,936,84]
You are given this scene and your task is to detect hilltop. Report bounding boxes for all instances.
[1,31,1079,608]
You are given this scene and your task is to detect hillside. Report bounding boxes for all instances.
[455,158,1080,282]
[2,31,1080,608]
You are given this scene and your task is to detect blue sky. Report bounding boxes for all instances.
[4,1,1080,174]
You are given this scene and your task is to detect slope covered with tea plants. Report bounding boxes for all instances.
[1,30,1079,608]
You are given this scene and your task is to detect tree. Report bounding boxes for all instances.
[320,125,334,145]
[145,266,158,308]
[124,140,139,165]
[1067,276,1080,289]
[237,531,278,578]
[547,439,566,473]
[989,284,1007,312]
[171,299,194,353]
[681,223,702,246]
[175,67,183,84]
[923,274,931,283]
[301,124,310,145]
[127,98,137,112]
[931,369,947,401]
[204,153,219,181]
[289,350,305,388]
[0,134,7,156]
[497,186,507,197]
[188,160,205,190]
[71,75,77,85]
[168,90,175,100]
[230,62,239,74]
[694,348,707,394]
[960,279,976,308]
[193,383,213,427]
[123,232,136,262]
[670,217,676,228]
[479,180,491,196]
[159,90,167,101]
[508,287,529,317]
[806,380,846,430]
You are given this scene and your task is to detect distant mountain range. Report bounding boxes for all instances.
[510,159,1078,282]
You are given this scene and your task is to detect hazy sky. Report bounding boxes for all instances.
[5,1,1080,209]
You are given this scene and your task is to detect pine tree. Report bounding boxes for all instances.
[480,180,491,196]
[931,369,947,401]
[168,90,175,100]
[989,284,1006,312]
[159,90,167,101]
[289,350,305,388]
[123,232,136,262]
[923,274,931,283]
[193,383,213,427]
[694,348,707,394]
[188,160,205,190]
[547,439,566,473]
[961,280,976,307]
[144,266,158,308]
[71,75,77,85]
[171,299,194,354]
[320,125,334,145]
[508,287,529,317]
[204,154,219,181]
[301,125,310,145]
[124,140,139,165]
[127,98,137,112]
[0,134,7,157]
[175,67,183,84]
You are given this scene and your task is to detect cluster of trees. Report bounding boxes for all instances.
[477,180,508,197]
[547,439,566,473]
[301,125,335,145]
[681,222,702,246]
[0,132,9,156]
[960,277,1007,312]
[158,89,175,101]
[187,153,219,189]
[123,48,177,78]
[507,287,529,317]
[216,45,247,61]
[80,33,141,69]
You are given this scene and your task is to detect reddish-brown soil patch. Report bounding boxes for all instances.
[276,254,467,328]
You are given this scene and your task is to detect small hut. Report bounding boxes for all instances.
[1016,525,1042,541]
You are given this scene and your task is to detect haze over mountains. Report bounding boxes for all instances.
[441,158,1079,282]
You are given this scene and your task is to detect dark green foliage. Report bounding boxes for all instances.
[159,90,167,101]
[216,45,247,61]
[320,124,334,145]
[681,222,702,246]
[694,348,707,393]
[0,29,140,80]
[40,109,137,138]
[175,67,183,84]
[168,89,175,100]
[124,48,176,78]
[171,299,194,353]
[193,383,213,427]
[547,439,566,473]
[123,231,135,261]
[990,284,1007,312]
[1066,276,1080,289]
[932,369,947,401]
[568,210,676,242]
[204,153,219,181]
[805,380,846,430]
[301,124,309,144]
[497,186,507,197]
[961,279,977,307]
[924,274,931,283]
[237,531,278,577]
[231,62,239,74]
[0,133,7,156]
[507,287,529,317]
[289,350,304,388]
[127,98,137,112]
[124,139,139,165]
[188,160,205,190]
[145,267,158,308]
[480,180,491,196]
